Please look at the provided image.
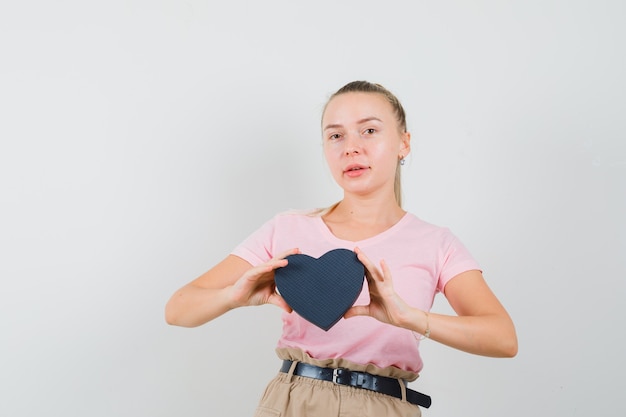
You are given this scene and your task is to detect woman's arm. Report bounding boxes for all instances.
[165,249,299,328]
[418,270,517,357]
[346,248,518,357]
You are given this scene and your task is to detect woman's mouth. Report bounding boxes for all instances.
[344,165,369,177]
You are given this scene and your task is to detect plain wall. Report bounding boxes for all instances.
[1,1,624,416]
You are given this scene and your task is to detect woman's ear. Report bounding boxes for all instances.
[400,131,411,157]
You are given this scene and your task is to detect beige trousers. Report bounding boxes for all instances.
[253,349,422,417]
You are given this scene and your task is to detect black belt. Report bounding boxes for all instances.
[280,360,431,408]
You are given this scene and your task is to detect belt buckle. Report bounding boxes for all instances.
[332,368,340,384]
[332,368,349,384]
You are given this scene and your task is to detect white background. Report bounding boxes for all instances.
[1,1,624,416]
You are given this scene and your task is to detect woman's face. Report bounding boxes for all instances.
[321,92,410,199]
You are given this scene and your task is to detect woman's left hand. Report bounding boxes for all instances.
[344,247,412,327]
[345,247,518,357]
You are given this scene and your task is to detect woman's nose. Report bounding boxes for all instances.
[343,133,361,155]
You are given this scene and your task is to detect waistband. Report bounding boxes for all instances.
[280,360,431,408]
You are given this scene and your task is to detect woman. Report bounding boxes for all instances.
[165,81,518,416]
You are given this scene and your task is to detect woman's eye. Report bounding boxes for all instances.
[364,128,376,134]
[329,133,342,140]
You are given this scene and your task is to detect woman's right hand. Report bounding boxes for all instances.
[165,248,299,327]
[228,248,300,313]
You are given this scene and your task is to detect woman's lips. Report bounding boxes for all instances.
[343,165,369,177]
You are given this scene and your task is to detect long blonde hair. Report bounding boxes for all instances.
[315,81,408,215]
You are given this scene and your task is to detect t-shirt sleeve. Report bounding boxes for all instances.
[437,232,482,293]
[230,216,276,266]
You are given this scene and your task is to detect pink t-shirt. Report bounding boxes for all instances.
[231,211,480,373]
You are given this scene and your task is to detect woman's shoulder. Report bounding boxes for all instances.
[402,212,457,239]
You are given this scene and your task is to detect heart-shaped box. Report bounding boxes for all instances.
[274,248,365,331]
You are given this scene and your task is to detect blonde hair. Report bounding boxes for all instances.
[316,81,408,215]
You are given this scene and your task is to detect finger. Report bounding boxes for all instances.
[268,293,293,313]
[354,247,382,282]
[272,247,301,262]
[258,256,290,275]
[239,261,283,286]
[344,304,369,319]
[266,248,301,273]
[241,263,273,281]
[379,259,393,284]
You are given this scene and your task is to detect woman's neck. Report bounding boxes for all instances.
[326,195,405,226]
[320,196,406,242]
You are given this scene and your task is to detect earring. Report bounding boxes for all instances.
[400,157,406,166]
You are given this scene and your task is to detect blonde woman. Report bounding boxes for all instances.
[165,81,518,417]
